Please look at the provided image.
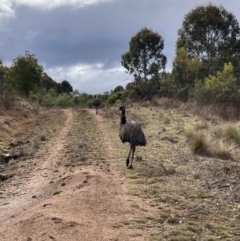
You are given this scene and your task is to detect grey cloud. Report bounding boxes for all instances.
[1,0,240,93]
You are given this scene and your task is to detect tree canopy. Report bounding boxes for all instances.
[172,47,202,100]
[121,28,167,97]
[41,73,58,92]
[57,80,73,94]
[113,85,124,93]
[10,51,43,98]
[177,4,240,76]
[122,28,167,79]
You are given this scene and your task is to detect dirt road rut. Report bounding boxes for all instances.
[0,108,149,241]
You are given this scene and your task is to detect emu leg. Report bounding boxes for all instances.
[126,145,132,167]
[128,145,135,169]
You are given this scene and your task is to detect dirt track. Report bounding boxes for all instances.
[0,108,150,241]
[2,104,240,240]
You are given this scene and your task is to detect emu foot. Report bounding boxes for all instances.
[127,164,133,169]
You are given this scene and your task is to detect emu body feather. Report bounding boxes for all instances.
[119,106,146,168]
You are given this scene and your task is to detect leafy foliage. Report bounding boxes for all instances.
[107,92,122,104]
[40,73,57,93]
[113,85,124,93]
[172,47,202,101]
[177,4,240,77]
[60,80,73,94]
[55,80,73,94]
[122,28,167,97]
[204,62,239,102]
[10,51,43,98]
[41,91,74,107]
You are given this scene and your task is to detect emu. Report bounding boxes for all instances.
[93,95,101,114]
[119,106,146,169]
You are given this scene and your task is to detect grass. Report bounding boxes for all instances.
[131,202,140,209]
[136,155,143,161]
[112,223,123,228]
[53,190,62,195]
[214,122,240,143]
[129,233,142,237]
[102,104,240,240]
[215,143,232,160]
[193,171,202,179]
[127,187,141,196]
[126,173,139,179]
[184,121,239,161]
[2,102,240,240]
[224,124,240,143]
[185,129,209,154]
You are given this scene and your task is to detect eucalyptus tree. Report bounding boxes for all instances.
[113,85,124,93]
[10,51,43,98]
[172,47,202,101]
[177,4,240,77]
[58,80,73,94]
[121,28,167,96]
[41,72,58,93]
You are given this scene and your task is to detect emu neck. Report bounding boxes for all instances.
[120,113,126,125]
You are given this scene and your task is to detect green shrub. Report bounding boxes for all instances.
[41,92,55,107]
[55,93,73,106]
[107,92,122,104]
[204,62,240,102]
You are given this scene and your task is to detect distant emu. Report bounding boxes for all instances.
[119,106,146,169]
[93,95,101,114]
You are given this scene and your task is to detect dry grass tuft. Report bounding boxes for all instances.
[223,123,240,143]
[185,120,238,161]
[214,141,233,160]
[185,129,209,154]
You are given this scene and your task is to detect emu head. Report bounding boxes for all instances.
[119,106,125,115]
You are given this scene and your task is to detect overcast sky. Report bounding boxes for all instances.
[0,0,240,94]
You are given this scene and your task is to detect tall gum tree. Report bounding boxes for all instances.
[177,4,240,77]
[121,28,167,96]
[10,51,43,98]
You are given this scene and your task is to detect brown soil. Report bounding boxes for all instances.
[0,107,153,241]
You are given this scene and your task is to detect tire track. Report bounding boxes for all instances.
[0,109,73,226]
